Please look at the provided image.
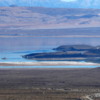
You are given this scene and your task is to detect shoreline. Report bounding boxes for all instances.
[0,61,99,66]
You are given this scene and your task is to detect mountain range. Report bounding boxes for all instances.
[0,7,100,51]
[0,7,100,29]
[0,0,100,9]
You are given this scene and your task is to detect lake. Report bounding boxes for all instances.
[0,49,98,68]
[0,66,97,69]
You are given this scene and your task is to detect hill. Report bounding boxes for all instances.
[53,45,94,51]
[0,7,100,29]
[22,45,100,62]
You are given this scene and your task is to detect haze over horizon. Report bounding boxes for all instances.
[0,0,100,52]
[0,0,100,9]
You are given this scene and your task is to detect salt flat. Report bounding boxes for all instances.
[0,61,99,66]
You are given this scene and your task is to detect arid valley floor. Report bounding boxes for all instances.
[0,68,100,100]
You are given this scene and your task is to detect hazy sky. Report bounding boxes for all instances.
[0,0,99,8]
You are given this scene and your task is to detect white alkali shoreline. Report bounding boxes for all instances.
[0,61,100,66]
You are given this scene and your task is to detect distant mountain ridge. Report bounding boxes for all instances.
[0,7,100,29]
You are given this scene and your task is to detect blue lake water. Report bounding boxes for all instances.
[0,49,98,68]
[0,66,97,69]
[0,49,54,63]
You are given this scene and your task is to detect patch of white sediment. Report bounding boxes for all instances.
[0,61,100,66]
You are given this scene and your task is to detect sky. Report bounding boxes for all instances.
[0,0,100,9]
[61,0,77,2]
